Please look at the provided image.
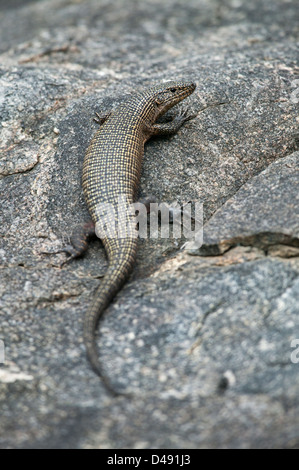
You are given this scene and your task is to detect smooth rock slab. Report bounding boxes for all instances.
[187,152,299,256]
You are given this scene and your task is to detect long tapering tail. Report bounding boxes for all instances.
[83,238,138,395]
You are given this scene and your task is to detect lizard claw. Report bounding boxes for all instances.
[93,110,112,125]
[40,245,79,267]
[178,107,198,122]
[93,112,104,124]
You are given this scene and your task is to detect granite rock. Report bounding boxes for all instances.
[0,0,298,449]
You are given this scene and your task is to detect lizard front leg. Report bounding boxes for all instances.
[145,108,197,137]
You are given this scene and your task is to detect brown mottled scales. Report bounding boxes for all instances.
[67,81,196,395]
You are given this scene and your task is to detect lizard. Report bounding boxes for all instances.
[48,81,197,395]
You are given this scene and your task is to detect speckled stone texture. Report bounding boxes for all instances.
[0,0,298,449]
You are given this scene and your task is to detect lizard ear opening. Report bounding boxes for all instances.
[154,90,169,106]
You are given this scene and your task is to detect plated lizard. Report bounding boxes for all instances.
[53,81,196,395]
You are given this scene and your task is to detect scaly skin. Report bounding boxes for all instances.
[79,81,196,395]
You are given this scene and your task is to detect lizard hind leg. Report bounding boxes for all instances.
[67,219,96,260]
[41,220,96,266]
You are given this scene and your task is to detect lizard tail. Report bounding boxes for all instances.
[83,238,138,396]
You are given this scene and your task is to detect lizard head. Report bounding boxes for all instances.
[152,81,196,116]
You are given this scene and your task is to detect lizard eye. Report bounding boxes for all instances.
[170,88,176,93]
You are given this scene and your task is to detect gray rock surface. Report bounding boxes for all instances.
[187,152,299,255]
[0,0,298,449]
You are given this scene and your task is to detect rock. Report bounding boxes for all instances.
[186,152,299,256]
[0,0,298,449]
